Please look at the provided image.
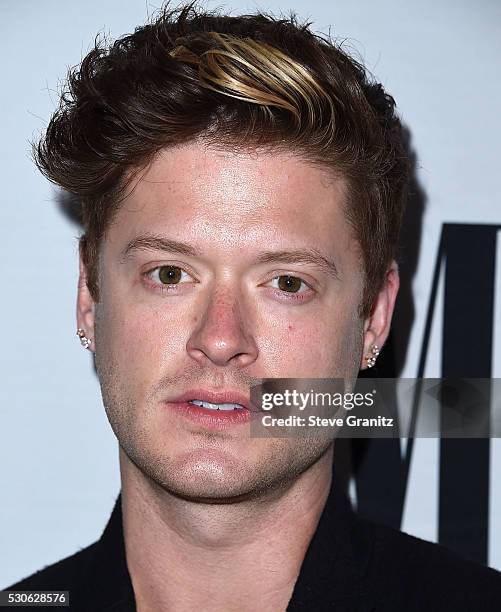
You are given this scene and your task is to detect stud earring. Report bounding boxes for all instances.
[365,344,379,368]
[76,328,92,350]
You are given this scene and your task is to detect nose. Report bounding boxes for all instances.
[186,287,259,368]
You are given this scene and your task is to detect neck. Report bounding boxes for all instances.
[120,447,334,612]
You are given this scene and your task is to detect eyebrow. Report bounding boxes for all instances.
[255,249,339,279]
[120,233,339,279]
[121,235,201,261]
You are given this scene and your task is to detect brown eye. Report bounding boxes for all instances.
[277,275,303,293]
[158,266,183,284]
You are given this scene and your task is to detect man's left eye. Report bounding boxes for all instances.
[270,275,309,293]
[148,265,191,285]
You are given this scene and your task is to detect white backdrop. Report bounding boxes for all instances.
[1,0,500,586]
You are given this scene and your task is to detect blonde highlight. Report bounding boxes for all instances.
[169,31,334,127]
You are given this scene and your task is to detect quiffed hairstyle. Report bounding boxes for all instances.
[35,1,409,317]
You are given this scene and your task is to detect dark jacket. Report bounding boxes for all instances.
[5,474,501,611]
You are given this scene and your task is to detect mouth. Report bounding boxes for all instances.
[163,388,259,429]
[187,399,246,411]
[171,388,258,412]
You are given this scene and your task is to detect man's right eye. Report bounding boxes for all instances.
[147,265,191,285]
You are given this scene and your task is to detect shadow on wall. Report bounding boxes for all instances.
[390,125,426,378]
[338,124,426,530]
[57,190,82,227]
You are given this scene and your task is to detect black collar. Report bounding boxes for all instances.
[82,472,375,611]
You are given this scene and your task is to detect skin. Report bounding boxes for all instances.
[77,140,399,611]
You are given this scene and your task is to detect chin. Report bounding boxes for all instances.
[129,443,259,501]
[164,477,254,503]
[168,447,259,501]
[124,435,329,502]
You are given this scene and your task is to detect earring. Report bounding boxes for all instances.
[76,328,92,350]
[365,344,379,368]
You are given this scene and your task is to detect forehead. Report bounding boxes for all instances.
[107,141,360,272]
[135,142,341,202]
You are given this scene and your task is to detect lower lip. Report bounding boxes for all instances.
[165,401,254,429]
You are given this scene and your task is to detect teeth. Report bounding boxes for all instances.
[189,400,245,411]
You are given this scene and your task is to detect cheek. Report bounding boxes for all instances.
[263,309,362,378]
[96,290,188,381]
[126,305,187,360]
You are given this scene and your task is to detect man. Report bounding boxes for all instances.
[5,2,501,610]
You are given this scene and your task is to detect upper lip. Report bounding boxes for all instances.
[170,389,259,412]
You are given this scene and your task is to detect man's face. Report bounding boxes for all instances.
[79,141,385,501]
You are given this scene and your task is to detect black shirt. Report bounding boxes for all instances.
[5,473,501,611]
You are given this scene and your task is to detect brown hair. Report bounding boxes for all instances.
[35,1,409,317]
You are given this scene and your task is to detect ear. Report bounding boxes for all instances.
[76,239,96,353]
[360,260,400,369]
